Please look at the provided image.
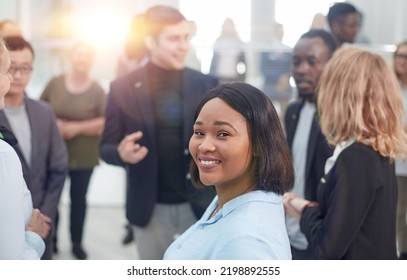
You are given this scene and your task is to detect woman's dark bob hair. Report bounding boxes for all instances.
[190,82,294,195]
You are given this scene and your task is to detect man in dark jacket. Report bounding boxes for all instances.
[284,29,336,259]
[100,5,218,259]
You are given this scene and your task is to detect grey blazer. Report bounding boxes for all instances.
[0,97,68,221]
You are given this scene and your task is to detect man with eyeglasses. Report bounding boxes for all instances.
[0,36,68,260]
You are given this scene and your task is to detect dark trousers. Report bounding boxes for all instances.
[69,169,93,244]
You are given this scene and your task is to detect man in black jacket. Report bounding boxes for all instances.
[284,29,336,259]
[100,5,218,259]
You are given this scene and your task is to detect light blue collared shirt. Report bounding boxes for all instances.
[164,190,291,260]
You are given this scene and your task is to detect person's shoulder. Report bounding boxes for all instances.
[46,75,64,85]
[25,97,55,115]
[342,142,378,159]
[112,66,145,86]
[338,142,386,172]
[90,80,106,94]
[227,193,283,226]
[0,126,17,148]
[286,99,302,109]
[0,138,19,163]
[26,96,47,107]
[184,67,218,83]
[285,100,302,115]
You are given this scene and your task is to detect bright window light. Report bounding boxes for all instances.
[72,3,129,49]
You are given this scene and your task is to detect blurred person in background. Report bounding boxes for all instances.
[284,29,336,259]
[327,2,360,48]
[309,13,329,30]
[210,18,246,84]
[185,20,201,71]
[0,36,67,260]
[393,40,407,260]
[284,47,407,259]
[260,22,292,118]
[40,41,106,260]
[0,19,23,37]
[100,5,218,260]
[0,37,54,259]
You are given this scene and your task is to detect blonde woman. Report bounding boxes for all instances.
[284,47,407,259]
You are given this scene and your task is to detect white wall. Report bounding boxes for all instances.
[0,0,18,19]
[355,0,407,45]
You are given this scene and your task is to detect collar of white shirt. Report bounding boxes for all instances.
[324,138,356,175]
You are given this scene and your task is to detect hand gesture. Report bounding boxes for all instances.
[117,131,149,164]
[25,209,51,239]
[283,193,309,221]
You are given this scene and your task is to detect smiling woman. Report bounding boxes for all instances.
[163,82,294,260]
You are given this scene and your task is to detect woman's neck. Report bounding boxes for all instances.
[215,179,255,209]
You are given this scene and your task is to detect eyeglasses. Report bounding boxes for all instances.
[9,66,33,76]
[395,54,407,62]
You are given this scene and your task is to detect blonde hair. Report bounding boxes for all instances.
[317,47,407,159]
[0,38,6,64]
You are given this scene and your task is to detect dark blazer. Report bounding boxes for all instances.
[284,100,333,201]
[301,142,398,259]
[0,97,68,220]
[100,66,218,227]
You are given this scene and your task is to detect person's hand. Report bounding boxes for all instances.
[25,209,51,239]
[60,121,80,139]
[283,193,310,221]
[117,131,149,164]
[56,119,80,140]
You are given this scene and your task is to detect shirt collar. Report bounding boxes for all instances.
[200,190,282,225]
[324,138,355,175]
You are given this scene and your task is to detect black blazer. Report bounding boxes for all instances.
[284,101,333,200]
[301,142,398,259]
[100,66,218,227]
